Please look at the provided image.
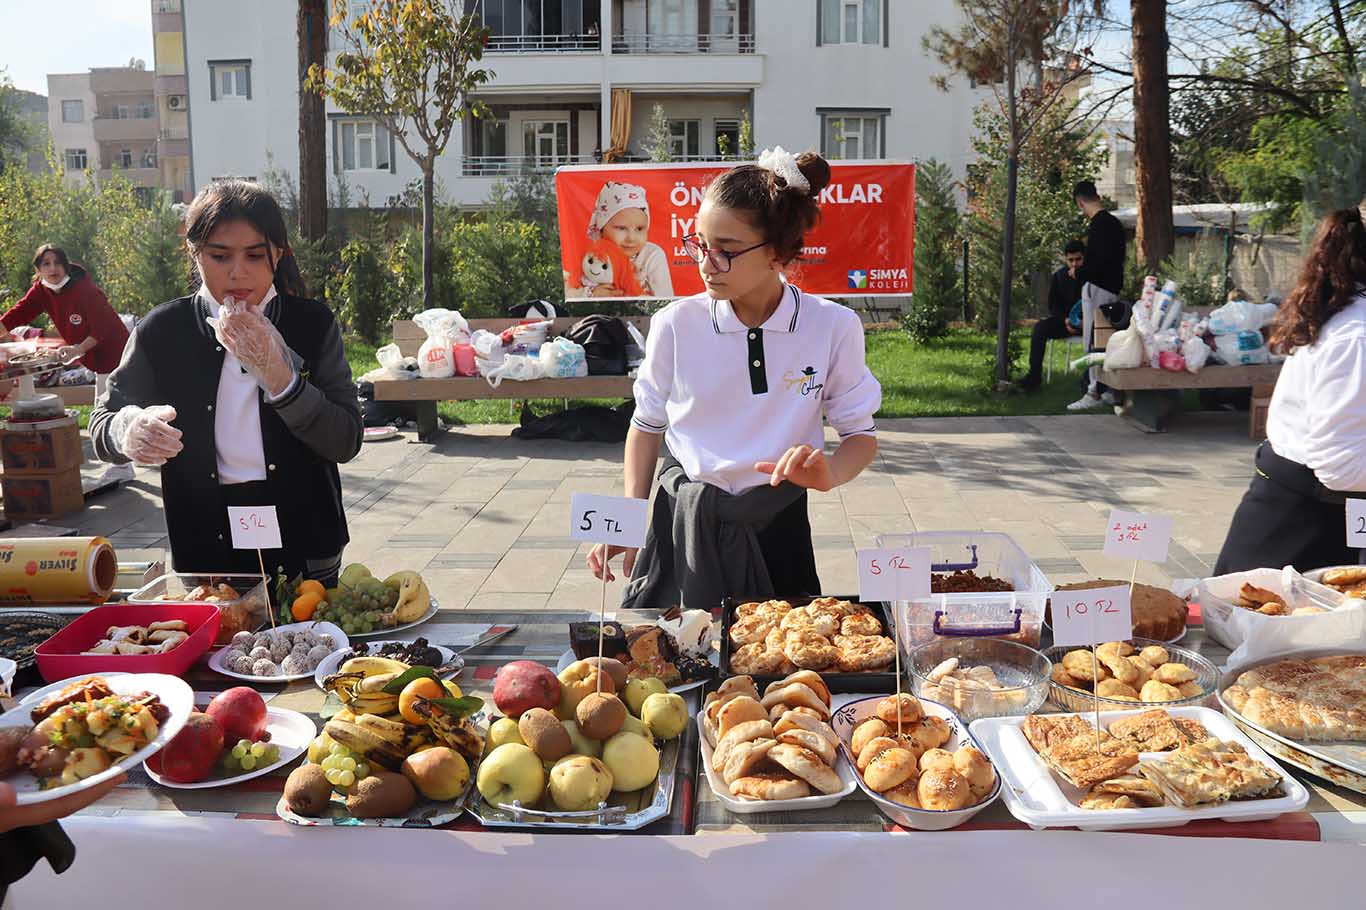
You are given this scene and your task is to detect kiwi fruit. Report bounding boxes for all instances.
[581,657,629,690]
[285,764,334,817]
[345,771,418,818]
[518,707,572,761]
[576,692,627,740]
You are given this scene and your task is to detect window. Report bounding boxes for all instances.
[61,100,83,123]
[821,113,884,159]
[115,104,131,120]
[523,120,569,166]
[339,120,391,171]
[714,119,739,158]
[667,119,700,159]
[141,148,157,168]
[819,0,882,45]
[64,148,87,171]
[118,148,133,168]
[209,61,251,100]
[136,101,154,119]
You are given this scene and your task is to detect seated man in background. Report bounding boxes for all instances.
[1020,240,1085,391]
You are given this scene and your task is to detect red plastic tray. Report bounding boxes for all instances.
[34,602,220,682]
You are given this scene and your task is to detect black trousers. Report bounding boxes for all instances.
[1026,316,1074,380]
[1215,442,1359,574]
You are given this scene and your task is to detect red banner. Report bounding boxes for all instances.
[554,161,915,301]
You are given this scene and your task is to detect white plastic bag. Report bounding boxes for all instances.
[1182,336,1210,373]
[375,343,405,373]
[1213,330,1270,365]
[1202,567,1366,670]
[413,308,470,378]
[1208,300,1278,335]
[471,329,505,378]
[539,337,588,378]
[1103,327,1145,370]
[483,353,546,388]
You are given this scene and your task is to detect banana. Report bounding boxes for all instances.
[339,656,410,678]
[322,670,401,714]
[322,719,407,771]
[357,671,402,693]
[389,573,431,625]
[412,700,482,762]
[347,693,400,716]
[355,713,433,754]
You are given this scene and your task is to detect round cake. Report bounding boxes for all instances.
[1053,579,1188,641]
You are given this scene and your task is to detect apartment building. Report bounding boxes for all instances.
[152,0,193,201]
[46,64,160,199]
[182,0,983,207]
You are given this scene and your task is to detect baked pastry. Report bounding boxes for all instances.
[841,613,882,636]
[953,746,996,798]
[730,642,785,676]
[1095,679,1139,700]
[777,728,837,766]
[780,607,839,638]
[783,631,838,670]
[851,717,891,755]
[1138,739,1282,807]
[729,615,776,646]
[1055,643,1204,705]
[1080,793,1139,809]
[864,746,917,792]
[880,778,921,808]
[857,736,902,772]
[722,738,778,785]
[1021,715,1139,789]
[729,771,810,801]
[767,742,843,794]
[1107,710,1209,752]
[1321,567,1366,587]
[1085,774,1164,807]
[1223,654,1366,742]
[1140,680,1183,703]
[717,696,767,738]
[1056,580,1188,640]
[917,767,973,810]
[832,634,896,671]
[876,693,924,727]
[768,670,831,705]
[919,748,955,773]
[774,710,839,749]
[711,720,774,772]
[906,716,951,753]
[760,682,829,719]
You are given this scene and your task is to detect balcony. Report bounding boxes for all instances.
[97,167,160,187]
[155,74,188,95]
[613,32,755,54]
[157,136,190,159]
[460,154,596,177]
[485,33,600,53]
[93,116,158,143]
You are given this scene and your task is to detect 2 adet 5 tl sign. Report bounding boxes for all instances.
[556,161,915,301]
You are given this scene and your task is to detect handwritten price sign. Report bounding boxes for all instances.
[1102,509,1173,563]
[227,506,282,550]
[1051,584,1133,647]
[1347,499,1366,547]
[569,493,649,548]
[858,547,931,602]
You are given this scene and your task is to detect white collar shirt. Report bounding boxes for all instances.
[199,285,278,485]
[631,286,881,494]
[1267,291,1366,491]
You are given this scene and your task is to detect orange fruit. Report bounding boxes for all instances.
[291,592,322,622]
[442,680,462,699]
[296,580,326,600]
[399,677,445,724]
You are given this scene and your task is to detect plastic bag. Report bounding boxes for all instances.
[376,343,405,373]
[1208,300,1278,335]
[1103,327,1145,370]
[1182,336,1211,373]
[1202,567,1366,670]
[1157,350,1186,372]
[413,309,470,378]
[539,337,588,378]
[452,343,478,377]
[1213,330,1270,365]
[483,353,546,388]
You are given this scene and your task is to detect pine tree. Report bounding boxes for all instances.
[647,104,673,162]
[904,159,960,342]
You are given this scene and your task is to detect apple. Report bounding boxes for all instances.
[476,743,546,807]
[548,755,614,812]
[601,732,660,792]
[401,746,470,801]
[640,692,688,740]
[484,717,524,755]
[556,660,616,720]
[620,714,654,743]
[623,677,668,717]
[205,687,268,743]
[145,712,223,784]
[493,661,561,718]
[562,720,601,757]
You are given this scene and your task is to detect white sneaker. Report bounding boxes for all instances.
[100,463,135,484]
[1101,391,1118,406]
[1067,392,1105,411]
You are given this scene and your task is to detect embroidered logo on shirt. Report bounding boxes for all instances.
[68,313,83,326]
[783,366,824,397]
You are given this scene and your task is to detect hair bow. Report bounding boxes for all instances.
[756,146,810,195]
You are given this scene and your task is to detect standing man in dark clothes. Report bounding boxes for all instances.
[1068,179,1127,411]
[1020,240,1085,390]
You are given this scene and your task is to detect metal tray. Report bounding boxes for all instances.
[719,594,898,694]
[1041,638,1218,712]
[1217,648,1366,795]
[0,610,67,671]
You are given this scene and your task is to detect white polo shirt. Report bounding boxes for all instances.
[632,286,881,494]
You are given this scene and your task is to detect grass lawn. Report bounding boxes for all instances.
[347,325,1099,423]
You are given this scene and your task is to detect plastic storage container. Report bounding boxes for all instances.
[1198,567,1342,650]
[876,531,1052,648]
[128,572,269,646]
[34,602,220,682]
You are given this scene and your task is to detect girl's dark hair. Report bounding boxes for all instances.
[704,151,832,264]
[184,178,308,298]
[1268,207,1366,354]
[32,243,70,275]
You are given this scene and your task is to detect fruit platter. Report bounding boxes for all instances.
[284,564,437,639]
[279,662,483,826]
[312,638,463,690]
[143,687,315,789]
[466,658,690,830]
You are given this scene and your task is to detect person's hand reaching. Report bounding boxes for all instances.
[0,773,126,834]
[755,444,838,492]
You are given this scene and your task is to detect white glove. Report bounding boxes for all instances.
[110,405,183,466]
[209,296,295,397]
[55,344,84,364]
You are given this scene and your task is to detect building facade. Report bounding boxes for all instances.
[152,0,193,202]
[181,0,983,208]
[47,64,160,198]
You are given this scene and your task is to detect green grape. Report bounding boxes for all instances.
[354,761,370,779]
[321,755,336,771]
[240,754,257,771]
[329,742,349,757]
[263,745,280,763]
[222,754,239,772]
[250,742,268,758]
[324,768,342,785]
[231,743,247,760]
[337,769,355,787]
[360,621,373,634]
[339,756,356,772]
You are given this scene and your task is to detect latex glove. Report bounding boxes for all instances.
[110,404,183,466]
[55,344,84,364]
[210,296,295,397]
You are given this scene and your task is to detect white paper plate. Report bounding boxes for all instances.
[207,621,349,683]
[348,598,440,640]
[2,673,194,806]
[554,649,717,694]
[312,642,463,691]
[18,672,131,709]
[363,426,399,442]
[969,705,1310,831]
[144,706,315,790]
[697,713,856,813]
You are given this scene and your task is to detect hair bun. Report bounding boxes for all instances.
[795,152,831,198]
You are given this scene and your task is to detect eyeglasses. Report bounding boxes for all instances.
[681,234,768,273]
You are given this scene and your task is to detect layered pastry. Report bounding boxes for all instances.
[1021,714,1139,789]
[1223,654,1366,742]
[1107,709,1209,752]
[1138,739,1283,807]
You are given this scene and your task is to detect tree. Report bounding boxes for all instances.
[1301,78,1366,225]
[926,0,1102,385]
[1131,0,1175,270]
[646,103,673,162]
[309,0,492,309]
[904,159,960,342]
[298,0,329,243]
[0,72,33,172]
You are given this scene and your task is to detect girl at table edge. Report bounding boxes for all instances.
[1216,207,1366,574]
[88,179,362,586]
[588,148,881,606]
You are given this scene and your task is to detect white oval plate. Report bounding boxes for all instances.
[348,597,440,640]
[697,713,857,813]
[207,621,349,683]
[3,673,194,806]
[144,706,315,790]
[18,672,131,709]
[363,426,399,442]
[312,642,463,691]
[555,649,718,694]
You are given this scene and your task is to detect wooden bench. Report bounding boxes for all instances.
[370,317,649,441]
[1098,363,1282,433]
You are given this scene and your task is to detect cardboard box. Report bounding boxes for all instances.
[0,418,82,474]
[2,467,85,520]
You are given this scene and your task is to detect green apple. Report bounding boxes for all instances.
[484,717,524,755]
[640,692,688,740]
[624,677,668,717]
[476,743,545,807]
[562,719,601,757]
[548,755,614,811]
[601,732,660,792]
[620,713,654,743]
[339,563,373,588]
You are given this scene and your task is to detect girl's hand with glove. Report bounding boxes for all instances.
[110,404,182,465]
[210,296,296,398]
